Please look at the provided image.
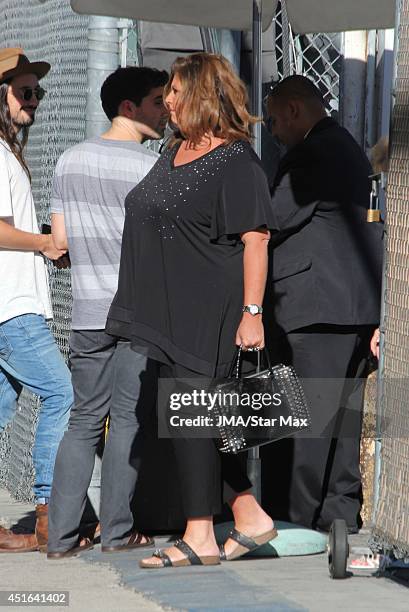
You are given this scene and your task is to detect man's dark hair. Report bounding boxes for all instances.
[268,75,325,107]
[101,66,169,121]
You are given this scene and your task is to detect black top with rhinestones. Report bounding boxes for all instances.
[106,140,275,376]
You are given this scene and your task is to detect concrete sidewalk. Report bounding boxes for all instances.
[0,488,163,612]
[1,487,408,611]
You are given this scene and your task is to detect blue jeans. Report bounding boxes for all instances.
[0,314,73,502]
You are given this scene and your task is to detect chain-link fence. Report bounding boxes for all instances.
[370,3,409,559]
[0,0,89,501]
[273,1,343,115]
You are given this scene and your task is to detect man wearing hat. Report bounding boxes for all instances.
[0,48,73,552]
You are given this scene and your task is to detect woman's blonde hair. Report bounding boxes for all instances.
[164,52,259,146]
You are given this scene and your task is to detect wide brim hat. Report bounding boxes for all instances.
[0,47,50,84]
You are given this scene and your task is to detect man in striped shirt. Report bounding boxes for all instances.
[47,66,168,558]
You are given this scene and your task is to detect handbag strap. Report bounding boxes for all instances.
[261,346,272,370]
[229,346,272,379]
[228,346,242,379]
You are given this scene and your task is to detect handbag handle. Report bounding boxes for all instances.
[228,346,272,379]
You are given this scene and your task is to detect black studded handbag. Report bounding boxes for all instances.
[212,347,311,454]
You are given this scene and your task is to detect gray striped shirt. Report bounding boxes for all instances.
[51,137,158,329]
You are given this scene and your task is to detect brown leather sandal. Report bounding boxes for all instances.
[80,521,100,544]
[102,532,154,553]
[219,527,278,561]
[139,539,220,569]
[47,536,94,559]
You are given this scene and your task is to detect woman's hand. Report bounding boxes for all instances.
[238,228,270,351]
[235,313,265,350]
[370,328,380,359]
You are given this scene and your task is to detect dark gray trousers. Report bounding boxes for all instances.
[48,331,156,551]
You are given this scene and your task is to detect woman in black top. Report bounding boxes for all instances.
[107,53,276,568]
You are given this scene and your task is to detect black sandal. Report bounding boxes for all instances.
[139,538,220,569]
[219,527,277,561]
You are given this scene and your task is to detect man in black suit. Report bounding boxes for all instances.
[264,75,383,533]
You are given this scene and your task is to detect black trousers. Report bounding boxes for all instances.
[263,324,374,531]
[159,362,252,519]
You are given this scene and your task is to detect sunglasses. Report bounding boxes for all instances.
[19,86,46,102]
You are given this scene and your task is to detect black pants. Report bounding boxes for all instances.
[159,362,252,518]
[263,324,374,531]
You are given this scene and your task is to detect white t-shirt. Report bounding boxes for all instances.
[0,138,52,324]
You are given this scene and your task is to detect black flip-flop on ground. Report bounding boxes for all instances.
[219,527,278,561]
[139,538,220,569]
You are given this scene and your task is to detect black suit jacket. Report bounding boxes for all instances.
[268,117,383,333]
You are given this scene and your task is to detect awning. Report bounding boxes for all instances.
[285,1,395,34]
[70,0,276,31]
[70,0,396,33]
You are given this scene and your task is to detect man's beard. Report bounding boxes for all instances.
[14,110,35,129]
[14,117,34,128]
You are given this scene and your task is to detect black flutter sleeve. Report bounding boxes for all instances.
[210,144,277,243]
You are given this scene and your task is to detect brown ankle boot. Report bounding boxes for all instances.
[35,504,48,553]
[0,524,38,553]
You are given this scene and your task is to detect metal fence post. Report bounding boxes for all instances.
[251,0,262,158]
[84,16,120,517]
[341,30,368,146]
[86,16,120,138]
[364,30,377,153]
[219,29,241,73]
